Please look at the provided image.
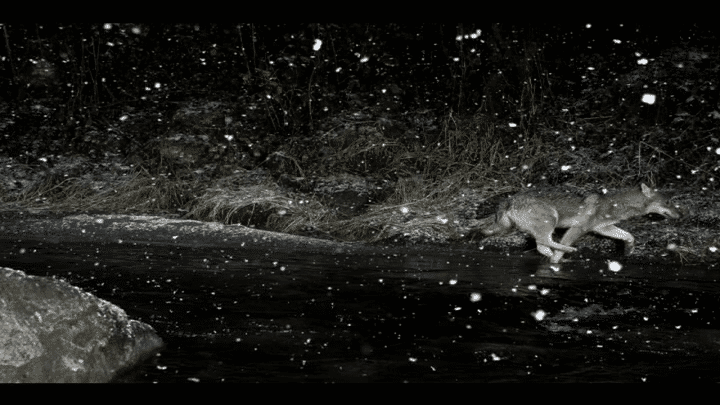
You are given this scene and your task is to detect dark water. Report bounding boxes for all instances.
[2,238,720,382]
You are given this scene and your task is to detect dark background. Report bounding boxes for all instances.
[1,23,718,205]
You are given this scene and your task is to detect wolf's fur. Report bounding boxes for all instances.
[482,184,682,263]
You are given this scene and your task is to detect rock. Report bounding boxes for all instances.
[0,267,163,383]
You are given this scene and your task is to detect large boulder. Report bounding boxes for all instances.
[0,267,163,383]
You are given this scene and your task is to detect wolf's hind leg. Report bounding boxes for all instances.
[534,234,577,253]
[550,227,585,263]
[536,244,555,258]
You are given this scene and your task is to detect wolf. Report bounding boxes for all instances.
[481,184,682,263]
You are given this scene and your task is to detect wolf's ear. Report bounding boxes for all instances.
[640,183,655,198]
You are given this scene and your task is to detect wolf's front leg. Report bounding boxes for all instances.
[593,225,635,256]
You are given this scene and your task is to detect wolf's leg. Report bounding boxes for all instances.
[549,251,563,264]
[536,244,555,258]
[522,219,577,259]
[550,227,585,263]
[593,225,635,255]
[505,200,576,259]
[534,234,577,253]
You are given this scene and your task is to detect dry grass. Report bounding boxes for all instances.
[187,179,338,235]
[12,171,197,213]
[326,176,461,243]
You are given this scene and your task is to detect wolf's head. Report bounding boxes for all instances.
[641,184,682,219]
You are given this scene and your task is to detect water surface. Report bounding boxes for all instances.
[2,238,718,382]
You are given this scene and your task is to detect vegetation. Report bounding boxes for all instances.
[1,23,718,262]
